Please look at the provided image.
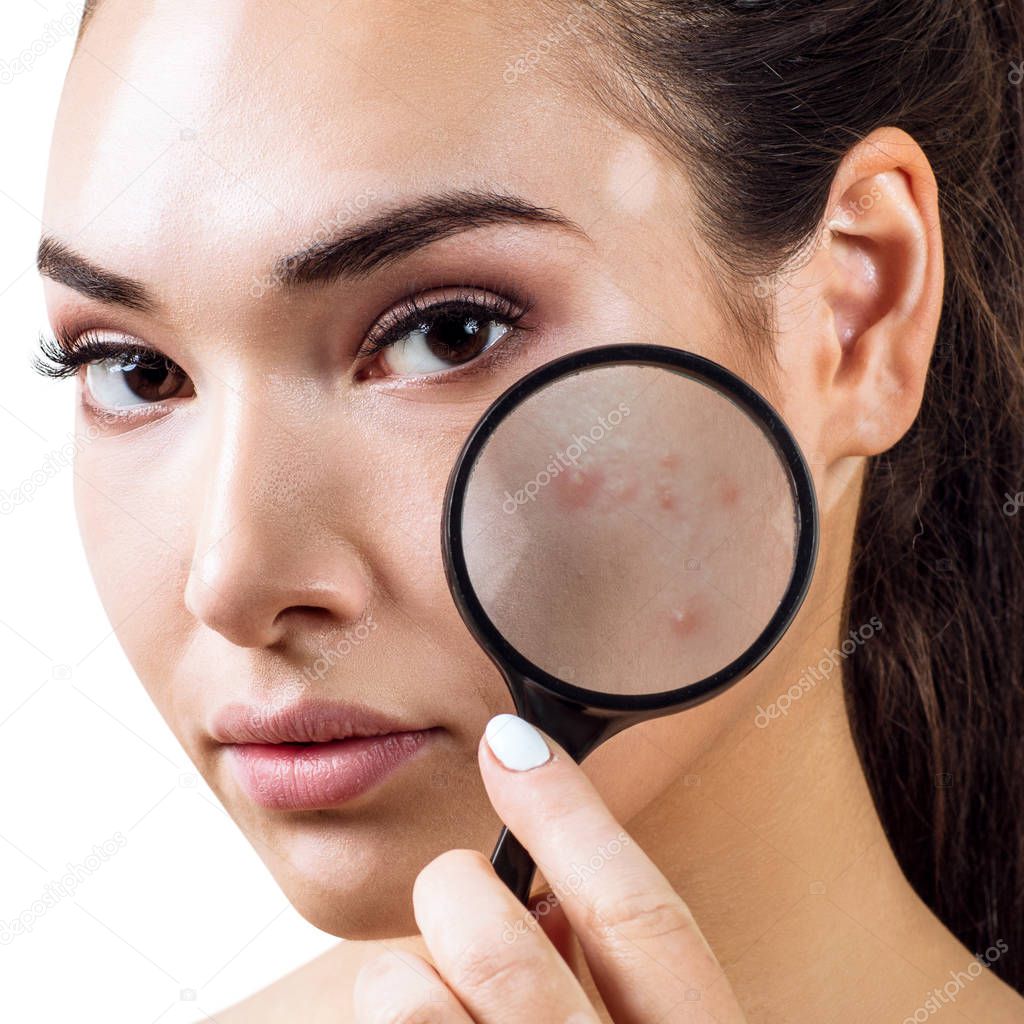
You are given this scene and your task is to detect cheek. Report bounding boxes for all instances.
[546,451,749,631]
[584,675,761,827]
[362,417,460,611]
[348,406,511,707]
[73,431,196,699]
[551,465,606,510]
[549,446,746,519]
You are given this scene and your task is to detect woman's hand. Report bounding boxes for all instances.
[353,714,748,1023]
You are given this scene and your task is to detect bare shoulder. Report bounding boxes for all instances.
[204,934,428,1024]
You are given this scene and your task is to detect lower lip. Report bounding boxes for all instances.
[226,730,436,810]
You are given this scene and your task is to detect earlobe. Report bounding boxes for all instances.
[815,127,945,460]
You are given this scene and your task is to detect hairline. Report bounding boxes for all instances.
[74,0,100,50]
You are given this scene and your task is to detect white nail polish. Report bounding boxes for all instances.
[485,714,551,771]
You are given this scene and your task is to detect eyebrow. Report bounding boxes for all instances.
[36,235,158,313]
[36,189,587,311]
[273,188,587,286]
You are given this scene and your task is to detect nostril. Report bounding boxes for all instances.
[273,605,338,629]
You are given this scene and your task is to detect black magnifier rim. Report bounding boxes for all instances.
[442,343,819,713]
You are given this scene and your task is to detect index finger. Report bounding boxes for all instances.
[479,713,748,1024]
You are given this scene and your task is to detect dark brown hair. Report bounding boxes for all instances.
[560,0,1024,990]
[76,0,98,41]
[76,0,1024,990]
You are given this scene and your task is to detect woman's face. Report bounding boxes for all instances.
[41,0,831,936]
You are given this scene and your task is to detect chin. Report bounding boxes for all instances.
[222,779,499,939]
[278,843,423,939]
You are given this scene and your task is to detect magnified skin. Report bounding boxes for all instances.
[667,599,707,638]
[552,466,606,510]
[462,366,795,694]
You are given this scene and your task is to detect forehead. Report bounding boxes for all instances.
[45,0,669,288]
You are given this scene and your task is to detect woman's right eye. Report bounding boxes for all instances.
[34,330,195,412]
[85,351,195,410]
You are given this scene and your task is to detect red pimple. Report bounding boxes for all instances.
[718,478,741,508]
[659,451,680,471]
[668,604,703,638]
[657,484,677,512]
[553,466,604,510]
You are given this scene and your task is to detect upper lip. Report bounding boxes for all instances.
[210,699,425,745]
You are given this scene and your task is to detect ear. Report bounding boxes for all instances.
[774,126,944,475]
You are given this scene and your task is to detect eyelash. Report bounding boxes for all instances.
[33,325,175,380]
[359,286,534,358]
[33,286,535,382]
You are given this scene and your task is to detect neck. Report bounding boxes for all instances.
[617,571,948,1017]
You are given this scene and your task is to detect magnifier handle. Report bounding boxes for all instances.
[490,825,536,905]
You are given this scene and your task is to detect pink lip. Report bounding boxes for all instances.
[211,700,438,811]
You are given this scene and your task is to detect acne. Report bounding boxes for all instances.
[655,453,683,513]
[553,466,605,510]
[668,602,704,638]
[717,477,742,508]
[656,479,678,513]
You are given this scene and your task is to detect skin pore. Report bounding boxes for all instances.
[38,1,1023,1021]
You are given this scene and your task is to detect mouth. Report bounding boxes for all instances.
[211,700,440,811]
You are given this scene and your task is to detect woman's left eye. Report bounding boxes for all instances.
[383,315,511,376]
[361,293,530,379]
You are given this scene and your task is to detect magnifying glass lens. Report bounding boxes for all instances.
[458,363,799,697]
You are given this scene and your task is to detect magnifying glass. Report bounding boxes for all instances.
[441,343,819,904]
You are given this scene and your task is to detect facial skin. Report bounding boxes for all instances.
[40,0,944,968]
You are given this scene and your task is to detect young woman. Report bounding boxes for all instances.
[35,1,1024,1020]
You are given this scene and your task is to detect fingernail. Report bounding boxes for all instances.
[485,714,551,771]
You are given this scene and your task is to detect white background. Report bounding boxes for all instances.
[0,4,338,1020]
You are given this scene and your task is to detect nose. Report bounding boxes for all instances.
[183,391,371,650]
